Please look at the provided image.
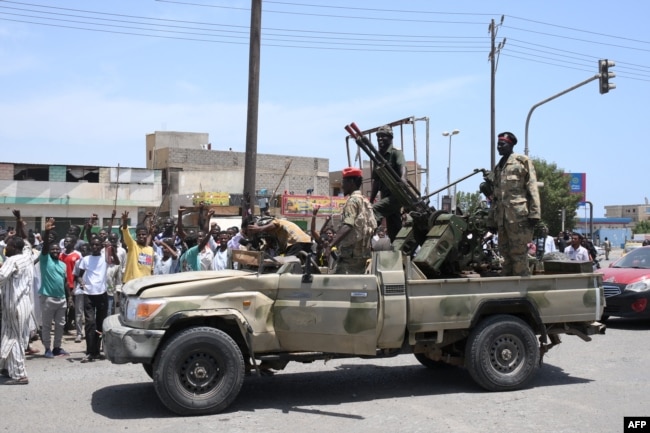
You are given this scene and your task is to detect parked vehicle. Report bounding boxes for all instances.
[623,241,643,256]
[597,245,650,319]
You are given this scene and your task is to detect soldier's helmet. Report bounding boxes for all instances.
[376,124,393,137]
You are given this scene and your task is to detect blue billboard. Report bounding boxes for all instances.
[567,173,586,201]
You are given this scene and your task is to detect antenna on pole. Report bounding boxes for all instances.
[489,16,506,170]
[113,163,121,212]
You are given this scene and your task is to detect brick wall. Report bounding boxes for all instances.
[159,148,330,196]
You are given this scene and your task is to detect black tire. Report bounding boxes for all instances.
[414,353,453,369]
[600,314,609,322]
[465,315,539,392]
[143,363,153,379]
[153,327,245,416]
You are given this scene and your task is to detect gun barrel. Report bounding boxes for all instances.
[344,122,429,214]
[422,168,490,200]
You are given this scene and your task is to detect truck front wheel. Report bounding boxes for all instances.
[153,326,245,415]
[465,315,539,391]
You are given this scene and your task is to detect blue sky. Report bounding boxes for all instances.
[1,0,648,218]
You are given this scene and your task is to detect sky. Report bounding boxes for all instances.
[1,0,649,218]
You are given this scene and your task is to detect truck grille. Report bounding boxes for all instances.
[603,284,622,297]
[384,284,406,296]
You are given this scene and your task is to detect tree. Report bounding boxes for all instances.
[455,191,484,215]
[532,158,583,236]
[633,220,650,235]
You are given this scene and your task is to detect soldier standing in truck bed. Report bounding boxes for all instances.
[491,132,541,277]
[328,167,377,274]
[369,124,407,242]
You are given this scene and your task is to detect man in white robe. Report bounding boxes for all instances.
[0,236,35,384]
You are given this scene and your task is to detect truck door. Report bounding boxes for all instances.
[273,273,379,356]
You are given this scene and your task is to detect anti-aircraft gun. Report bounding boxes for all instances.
[345,122,498,278]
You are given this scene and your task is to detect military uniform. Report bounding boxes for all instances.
[372,146,405,242]
[336,190,377,274]
[371,125,406,243]
[493,152,541,276]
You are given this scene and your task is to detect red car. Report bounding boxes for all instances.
[596,246,650,319]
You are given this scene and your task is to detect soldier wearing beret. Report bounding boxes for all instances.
[328,167,377,274]
[492,132,541,276]
[369,124,407,242]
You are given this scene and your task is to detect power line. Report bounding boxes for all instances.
[0,3,490,50]
[508,39,650,75]
[506,48,595,70]
[503,25,650,54]
[0,3,492,42]
[155,0,489,25]
[259,0,498,17]
[2,1,650,77]
[507,14,650,46]
[0,17,247,44]
[502,53,650,82]
[0,15,487,52]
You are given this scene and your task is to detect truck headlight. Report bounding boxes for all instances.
[625,280,650,293]
[125,298,167,321]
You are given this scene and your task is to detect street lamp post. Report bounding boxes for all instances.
[442,129,460,212]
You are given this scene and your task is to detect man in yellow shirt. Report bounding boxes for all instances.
[245,218,312,257]
[120,211,154,283]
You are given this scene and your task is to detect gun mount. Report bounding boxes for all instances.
[345,122,498,278]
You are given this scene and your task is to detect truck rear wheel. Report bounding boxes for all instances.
[465,315,539,391]
[153,326,245,415]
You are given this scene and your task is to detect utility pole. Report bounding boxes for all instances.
[243,0,262,214]
[488,16,505,170]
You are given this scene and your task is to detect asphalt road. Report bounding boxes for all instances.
[3,249,645,433]
[2,317,648,433]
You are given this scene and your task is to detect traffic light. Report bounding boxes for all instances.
[598,59,616,94]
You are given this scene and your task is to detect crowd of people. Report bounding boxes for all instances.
[0,204,258,385]
[529,231,600,262]
[0,192,397,384]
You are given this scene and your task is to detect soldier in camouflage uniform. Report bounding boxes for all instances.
[492,132,541,276]
[329,167,377,274]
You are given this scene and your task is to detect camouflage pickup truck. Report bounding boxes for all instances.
[102,250,605,416]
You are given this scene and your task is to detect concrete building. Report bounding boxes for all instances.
[605,203,650,223]
[0,131,332,237]
[145,131,330,217]
[0,162,162,240]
